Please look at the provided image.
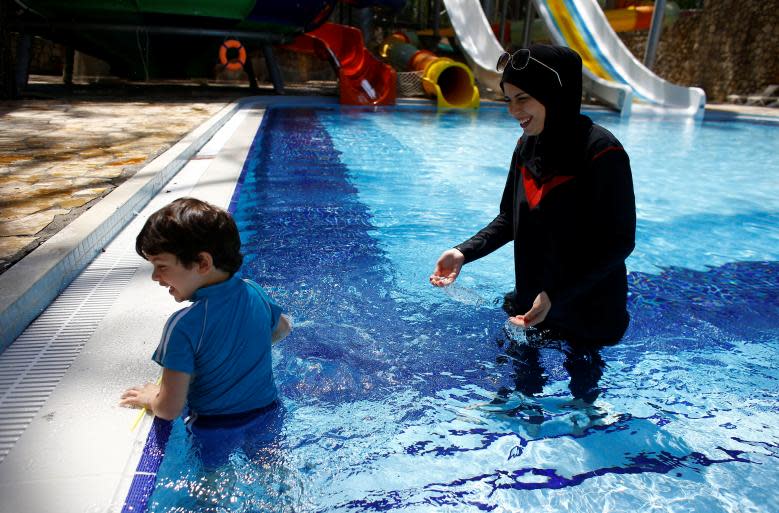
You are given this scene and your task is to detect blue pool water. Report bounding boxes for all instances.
[146,107,779,512]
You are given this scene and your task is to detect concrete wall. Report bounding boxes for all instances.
[619,1,779,102]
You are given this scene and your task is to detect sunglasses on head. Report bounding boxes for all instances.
[496,49,563,88]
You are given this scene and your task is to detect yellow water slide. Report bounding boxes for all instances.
[380,34,480,109]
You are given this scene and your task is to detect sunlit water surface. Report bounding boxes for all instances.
[147,107,779,513]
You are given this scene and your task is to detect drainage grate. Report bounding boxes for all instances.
[0,245,142,463]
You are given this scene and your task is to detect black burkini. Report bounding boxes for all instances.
[456,45,636,346]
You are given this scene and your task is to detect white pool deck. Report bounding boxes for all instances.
[0,96,777,513]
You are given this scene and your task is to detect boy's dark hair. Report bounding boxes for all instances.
[136,198,243,274]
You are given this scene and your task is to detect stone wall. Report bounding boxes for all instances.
[618,1,779,102]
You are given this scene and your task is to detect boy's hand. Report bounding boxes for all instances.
[508,291,551,328]
[120,383,160,410]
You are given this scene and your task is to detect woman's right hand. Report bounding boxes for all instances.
[429,248,465,287]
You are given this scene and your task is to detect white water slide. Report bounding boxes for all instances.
[443,0,706,117]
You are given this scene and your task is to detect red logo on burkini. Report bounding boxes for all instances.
[521,167,574,209]
[519,146,622,208]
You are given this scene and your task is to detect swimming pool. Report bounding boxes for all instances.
[143,106,779,512]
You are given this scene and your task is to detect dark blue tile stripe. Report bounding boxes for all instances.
[121,418,172,513]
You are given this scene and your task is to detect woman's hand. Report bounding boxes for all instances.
[508,291,551,327]
[429,248,465,287]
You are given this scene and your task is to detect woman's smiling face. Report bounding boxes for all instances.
[503,82,546,136]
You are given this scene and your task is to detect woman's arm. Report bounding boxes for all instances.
[454,153,518,264]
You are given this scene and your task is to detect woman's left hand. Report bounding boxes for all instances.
[508,291,551,328]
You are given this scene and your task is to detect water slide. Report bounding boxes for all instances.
[286,23,397,105]
[419,5,680,41]
[443,0,706,117]
[381,34,480,108]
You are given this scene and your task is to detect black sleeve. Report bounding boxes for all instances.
[454,152,516,264]
[545,148,636,306]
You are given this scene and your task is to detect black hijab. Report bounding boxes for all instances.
[500,45,593,182]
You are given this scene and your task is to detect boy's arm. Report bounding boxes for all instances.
[120,368,190,421]
[271,314,292,344]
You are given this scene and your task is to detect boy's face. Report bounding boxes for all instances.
[147,252,207,302]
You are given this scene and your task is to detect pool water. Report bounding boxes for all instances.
[146,107,779,512]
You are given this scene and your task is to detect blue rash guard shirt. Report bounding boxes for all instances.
[152,275,283,416]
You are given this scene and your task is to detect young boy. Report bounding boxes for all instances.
[120,197,291,436]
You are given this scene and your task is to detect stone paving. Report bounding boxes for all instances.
[0,94,236,272]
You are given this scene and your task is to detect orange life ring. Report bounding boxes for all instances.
[219,39,246,72]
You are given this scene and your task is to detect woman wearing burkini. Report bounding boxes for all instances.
[430,45,636,402]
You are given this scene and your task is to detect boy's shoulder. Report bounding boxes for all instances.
[239,278,282,322]
[162,300,206,339]
[241,277,271,298]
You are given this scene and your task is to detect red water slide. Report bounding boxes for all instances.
[285,23,397,106]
